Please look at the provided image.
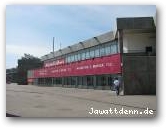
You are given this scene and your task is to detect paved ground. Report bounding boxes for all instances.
[6,83,156,117]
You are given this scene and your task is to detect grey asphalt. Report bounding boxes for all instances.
[6,83,156,117]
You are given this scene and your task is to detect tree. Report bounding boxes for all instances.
[17,54,43,85]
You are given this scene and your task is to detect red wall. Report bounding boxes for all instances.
[30,54,121,78]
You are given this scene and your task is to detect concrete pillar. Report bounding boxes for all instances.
[77,77,81,89]
[85,76,88,89]
[51,78,53,86]
[36,78,38,85]
[118,29,123,54]
[104,75,110,90]
[82,76,87,89]
[106,76,108,86]
[62,77,65,87]
[118,29,124,95]
[93,76,96,89]
[75,77,78,88]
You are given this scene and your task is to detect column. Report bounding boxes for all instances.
[93,75,96,89]
[118,29,124,95]
[52,78,54,86]
[75,77,78,88]
[62,77,64,87]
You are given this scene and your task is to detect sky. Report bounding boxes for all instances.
[6,5,156,69]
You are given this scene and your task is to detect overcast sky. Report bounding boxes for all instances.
[6,5,156,69]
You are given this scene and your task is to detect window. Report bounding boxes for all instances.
[105,45,111,55]
[65,56,68,63]
[85,49,90,59]
[71,54,75,62]
[111,42,118,54]
[75,53,78,62]
[67,55,71,63]
[82,51,86,60]
[90,48,95,58]
[100,45,105,56]
[65,40,118,64]
[94,46,100,57]
[77,52,81,61]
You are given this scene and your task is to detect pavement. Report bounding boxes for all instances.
[6,83,157,117]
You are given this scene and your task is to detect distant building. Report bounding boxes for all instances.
[28,17,156,95]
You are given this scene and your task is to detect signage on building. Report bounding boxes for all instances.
[44,59,65,67]
[32,54,121,78]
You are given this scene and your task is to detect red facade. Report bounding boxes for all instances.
[29,54,121,78]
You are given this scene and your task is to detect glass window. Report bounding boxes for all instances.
[75,53,78,62]
[111,42,118,54]
[69,55,72,62]
[71,54,75,62]
[100,45,105,56]
[105,45,111,55]
[70,55,72,62]
[67,55,71,63]
[90,48,95,58]
[82,51,86,60]
[105,42,112,55]
[66,55,68,63]
[86,49,90,59]
[77,52,81,61]
[94,46,100,57]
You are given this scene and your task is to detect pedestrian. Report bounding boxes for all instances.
[113,77,120,96]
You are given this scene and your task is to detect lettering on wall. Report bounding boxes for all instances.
[32,54,121,78]
[44,59,65,67]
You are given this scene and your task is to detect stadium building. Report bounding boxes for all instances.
[28,17,156,95]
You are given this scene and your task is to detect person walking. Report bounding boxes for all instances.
[113,77,120,96]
